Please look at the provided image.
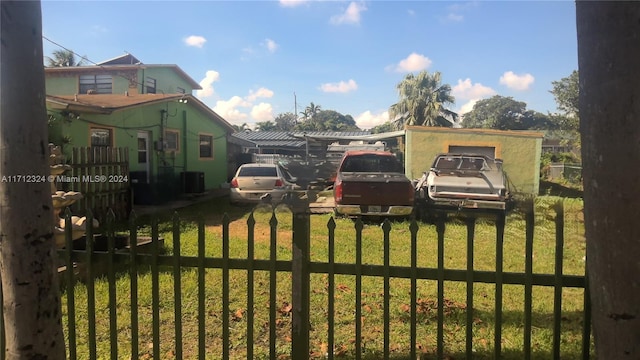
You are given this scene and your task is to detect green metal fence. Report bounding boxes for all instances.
[55,198,592,359]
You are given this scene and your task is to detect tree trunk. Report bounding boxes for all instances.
[576,1,640,358]
[0,1,66,359]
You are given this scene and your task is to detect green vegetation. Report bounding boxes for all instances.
[61,196,590,359]
[389,70,458,129]
[462,95,557,130]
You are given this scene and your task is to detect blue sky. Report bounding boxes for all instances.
[41,0,578,129]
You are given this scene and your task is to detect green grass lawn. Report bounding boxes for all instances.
[60,196,591,359]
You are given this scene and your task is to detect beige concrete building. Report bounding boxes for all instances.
[405,126,544,194]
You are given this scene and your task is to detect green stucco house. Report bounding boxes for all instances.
[45,54,234,204]
[405,126,544,194]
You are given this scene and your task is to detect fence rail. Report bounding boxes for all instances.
[55,199,592,359]
[67,146,130,222]
[548,162,583,181]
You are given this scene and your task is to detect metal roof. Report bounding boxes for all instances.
[230,131,375,149]
[229,130,408,149]
[231,130,371,141]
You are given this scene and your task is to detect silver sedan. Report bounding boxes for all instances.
[229,163,301,204]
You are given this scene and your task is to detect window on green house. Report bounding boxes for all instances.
[199,134,213,158]
[137,138,147,163]
[164,130,179,151]
[90,128,112,147]
[145,77,156,94]
[80,74,112,94]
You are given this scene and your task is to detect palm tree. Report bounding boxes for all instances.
[304,102,322,120]
[299,109,311,122]
[298,102,323,130]
[389,71,458,129]
[232,123,251,132]
[255,121,277,131]
[46,49,87,67]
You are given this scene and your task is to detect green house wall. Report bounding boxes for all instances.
[45,66,196,96]
[405,126,543,194]
[51,102,228,191]
[45,63,228,202]
[139,67,195,95]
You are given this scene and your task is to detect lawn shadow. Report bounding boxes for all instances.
[313,347,590,359]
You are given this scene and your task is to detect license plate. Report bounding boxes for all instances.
[369,205,381,213]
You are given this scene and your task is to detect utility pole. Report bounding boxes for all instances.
[294,92,298,124]
[0,1,67,358]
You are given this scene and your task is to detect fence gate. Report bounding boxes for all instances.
[67,146,130,222]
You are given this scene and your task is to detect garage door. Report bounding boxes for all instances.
[448,146,496,158]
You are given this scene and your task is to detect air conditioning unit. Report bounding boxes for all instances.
[181,172,205,194]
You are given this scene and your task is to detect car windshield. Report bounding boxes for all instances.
[238,166,278,177]
[341,154,403,173]
[435,156,491,171]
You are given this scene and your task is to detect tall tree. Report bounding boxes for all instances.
[1,1,66,358]
[577,1,640,357]
[297,102,323,130]
[462,95,556,130]
[45,49,86,67]
[298,108,311,122]
[274,112,297,131]
[313,110,360,131]
[304,102,322,120]
[255,120,277,131]
[370,121,396,134]
[389,70,458,129]
[231,123,250,132]
[293,109,360,131]
[550,70,580,131]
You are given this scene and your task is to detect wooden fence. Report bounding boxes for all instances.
[51,198,593,360]
[67,147,131,222]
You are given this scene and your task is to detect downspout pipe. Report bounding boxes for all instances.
[182,110,187,171]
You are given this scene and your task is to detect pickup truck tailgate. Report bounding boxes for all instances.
[338,173,414,206]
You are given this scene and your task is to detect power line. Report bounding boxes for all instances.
[42,35,147,90]
[43,35,101,66]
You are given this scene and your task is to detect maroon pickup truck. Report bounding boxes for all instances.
[333,151,415,218]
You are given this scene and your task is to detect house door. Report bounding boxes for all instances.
[137,131,151,183]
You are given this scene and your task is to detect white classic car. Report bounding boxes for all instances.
[414,153,513,217]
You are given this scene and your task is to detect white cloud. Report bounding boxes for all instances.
[213,96,251,124]
[458,99,478,115]
[246,87,274,101]
[389,53,432,73]
[196,70,220,97]
[452,78,496,100]
[184,35,207,48]
[499,71,535,91]
[251,103,275,121]
[263,38,279,53]
[330,2,367,25]
[451,78,496,115]
[320,79,358,93]
[355,110,390,130]
[209,88,276,125]
[279,0,308,7]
